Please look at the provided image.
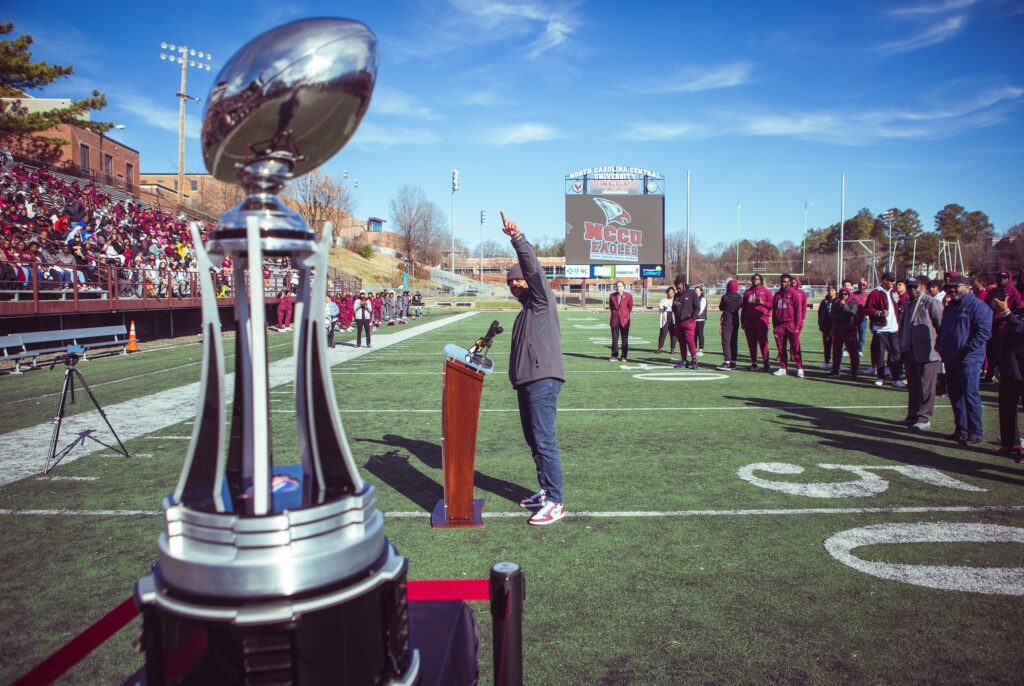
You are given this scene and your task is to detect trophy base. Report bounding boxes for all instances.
[431,498,485,528]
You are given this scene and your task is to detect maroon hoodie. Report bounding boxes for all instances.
[791,277,808,330]
[742,283,773,322]
[986,271,1024,332]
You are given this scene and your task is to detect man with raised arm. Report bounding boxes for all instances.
[501,211,567,526]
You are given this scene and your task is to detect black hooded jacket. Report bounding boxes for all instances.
[507,235,565,389]
[998,306,1024,382]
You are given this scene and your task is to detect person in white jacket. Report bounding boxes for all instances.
[656,286,677,354]
[694,286,708,357]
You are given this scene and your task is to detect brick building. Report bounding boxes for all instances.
[1,97,140,195]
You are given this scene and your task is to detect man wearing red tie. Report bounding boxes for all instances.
[609,280,634,362]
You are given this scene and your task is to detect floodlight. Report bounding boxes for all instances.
[160,53,166,60]
[190,48,196,55]
[168,43,176,51]
[161,41,168,49]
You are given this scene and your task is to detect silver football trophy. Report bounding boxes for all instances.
[135,18,419,685]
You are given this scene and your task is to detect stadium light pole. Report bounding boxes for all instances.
[802,200,812,275]
[735,201,741,276]
[159,42,212,207]
[451,169,459,278]
[479,209,485,294]
[837,172,845,284]
[685,170,691,286]
[882,209,896,272]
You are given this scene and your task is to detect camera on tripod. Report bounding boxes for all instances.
[50,344,86,369]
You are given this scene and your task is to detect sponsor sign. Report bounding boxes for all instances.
[565,194,665,266]
[565,264,590,278]
[641,264,664,278]
[614,265,640,278]
[591,265,614,279]
[587,178,642,195]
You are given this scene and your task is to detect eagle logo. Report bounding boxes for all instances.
[592,197,631,226]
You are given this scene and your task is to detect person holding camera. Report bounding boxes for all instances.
[353,289,372,348]
[501,211,566,526]
[991,292,1024,461]
[983,270,1023,383]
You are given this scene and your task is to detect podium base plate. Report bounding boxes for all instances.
[430,499,485,528]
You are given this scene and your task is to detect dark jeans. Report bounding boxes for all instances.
[905,356,939,423]
[721,317,739,363]
[658,323,676,352]
[831,330,860,374]
[873,331,902,379]
[611,322,630,359]
[822,331,833,364]
[355,318,371,346]
[516,378,564,503]
[998,377,1024,448]
[695,320,706,349]
[858,319,867,353]
[946,361,983,438]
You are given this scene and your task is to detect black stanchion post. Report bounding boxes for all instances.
[489,561,524,686]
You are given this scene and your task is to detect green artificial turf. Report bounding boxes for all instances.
[1,309,1022,684]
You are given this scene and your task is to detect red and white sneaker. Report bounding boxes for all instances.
[528,501,565,526]
[519,489,546,508]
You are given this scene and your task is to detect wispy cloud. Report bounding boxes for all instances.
[351,123,440,148]
[621,83,1023,145]
[876,0,978,54]
[631,62,753,95]
[384,0,581,61]
[486,122,560,145]
[889,0,981,16]
[877,14,967,53]
[463,88,503,107]
[117,94,201,139]
[372,88,440,120]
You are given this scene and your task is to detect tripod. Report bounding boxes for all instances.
[45,352,130,474]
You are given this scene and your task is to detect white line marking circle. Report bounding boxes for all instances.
[824,522,1024,595]
[632,371,728,381]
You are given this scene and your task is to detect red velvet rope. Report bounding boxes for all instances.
[13,579,490,686]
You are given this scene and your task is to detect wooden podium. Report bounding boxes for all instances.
[432,344,493,528]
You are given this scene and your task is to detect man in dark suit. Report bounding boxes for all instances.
[899,278,943,431]
[608,280,633,362]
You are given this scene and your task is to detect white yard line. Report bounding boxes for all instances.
[2,505,1021,518]
[0,312,477,487]
[270,404,908,414]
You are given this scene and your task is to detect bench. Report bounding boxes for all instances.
[1,325,129,373]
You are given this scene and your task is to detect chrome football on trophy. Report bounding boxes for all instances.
[135,18,419,685]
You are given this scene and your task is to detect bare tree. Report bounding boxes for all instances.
[282,169,353,245]
[475,239,512,258]
[388,185,446,266]
[197,178,246,217]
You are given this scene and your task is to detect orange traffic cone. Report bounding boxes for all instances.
[127,320,139,353]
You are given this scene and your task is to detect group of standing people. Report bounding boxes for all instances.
[276,288,426,349]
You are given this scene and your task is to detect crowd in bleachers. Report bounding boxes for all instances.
[0,162,214,297]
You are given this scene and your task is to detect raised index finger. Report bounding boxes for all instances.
[499,211,507,225]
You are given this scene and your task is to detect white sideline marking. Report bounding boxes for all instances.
[271,404,908,414]
[3,505,1022,518]
[36,476,99,482]
[739,462,986,498]
[0,312,478,487]
[825,522,1024,596]
[0,341,295,408]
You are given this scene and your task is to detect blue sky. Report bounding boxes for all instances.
[9,0,1024,249]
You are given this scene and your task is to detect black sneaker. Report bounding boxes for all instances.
[827,370,840,377]
[715,364,733,371]
[749,363,760,372]
[961,435,984,446]
[763,365,772,373]
[945,431,965,441]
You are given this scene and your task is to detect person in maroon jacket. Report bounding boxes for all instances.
[983,270,1023,383]
[788,276,808,366]
[276,289,293,331]
[608,280,633,361]
[771,274,805,377]
[741,273,773,372]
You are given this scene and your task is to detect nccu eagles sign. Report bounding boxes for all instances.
[564,167,665,268]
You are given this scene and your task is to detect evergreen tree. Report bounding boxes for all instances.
[0,22,112,161]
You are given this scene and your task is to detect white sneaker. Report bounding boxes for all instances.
[842,351,848,357]
[893,379,906,388]
[773,368,788,376]
[696,350,704,357]
[609,357,618,362]
[528,501,565,526]
[796,369,805,378]
[874,378,884,387]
